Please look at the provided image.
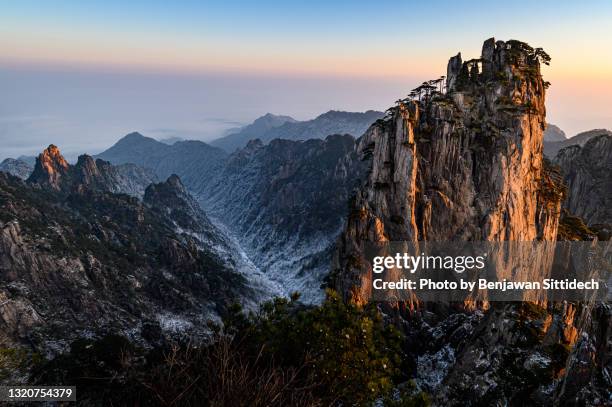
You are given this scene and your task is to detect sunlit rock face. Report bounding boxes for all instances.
[333,38,561,304]
[329,39,608,405]
[28,144,70,189]
[26,145,157,198]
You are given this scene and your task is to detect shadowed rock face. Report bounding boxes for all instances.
[0,147,255,354]
[202,134,367,301]
[554,134,612,227]
[0,158,33,180]
[544,128,612,157]
[334,38,560,304]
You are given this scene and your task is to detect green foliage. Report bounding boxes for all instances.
[225,289,404,405]
[32,291,431,406]
[539,159,567,207]
[557,212,597,241]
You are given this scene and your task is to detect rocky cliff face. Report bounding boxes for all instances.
[334,38,561,303]
[0,147,257,355]
[554,134,612,227]
[201,134,367,301]
[329,39,607,405]
[28,144,69,189]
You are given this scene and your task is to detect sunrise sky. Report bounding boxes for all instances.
[1,0,611,158]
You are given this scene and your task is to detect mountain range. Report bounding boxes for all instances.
[210,110,384,152]
[0,145,283,354]
[0,38,610,406]
[95,133,227,196]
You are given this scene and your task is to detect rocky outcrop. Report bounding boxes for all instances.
[329,38,603,405]
[26,145,157,198]
[334,38,561,304]
[554,134,612,227]
[0,158,33,180]
[28,144,69,189]
[71,155,159,197]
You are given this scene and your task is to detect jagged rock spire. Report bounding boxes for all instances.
[27,144,69,189]
[333,38,559,304]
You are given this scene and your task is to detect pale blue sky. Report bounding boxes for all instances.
[1,1,611,158]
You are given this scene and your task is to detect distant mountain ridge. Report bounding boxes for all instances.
[210,110,384,152]
[207,113,296,152]
[96,132,227,196]
[544,128,612,157]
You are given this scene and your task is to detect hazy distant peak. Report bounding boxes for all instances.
[574,128,612,139]
[158,136,184,145]
[108,132,163,150]
[17,155,37,166]
[543,127,612,157]
[316,109,383,120]
[250,113,297,129]
[123,131,147,140]
[543,123,566,142]
[258,112,296,121]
